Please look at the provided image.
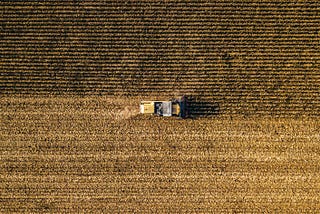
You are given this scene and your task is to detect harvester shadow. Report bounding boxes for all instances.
[186,96,220,118]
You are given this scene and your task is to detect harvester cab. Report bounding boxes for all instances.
[140,96,188,118]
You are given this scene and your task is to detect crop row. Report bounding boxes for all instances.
[1,0,319,116]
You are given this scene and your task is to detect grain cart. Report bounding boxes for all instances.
[140,96,188,118]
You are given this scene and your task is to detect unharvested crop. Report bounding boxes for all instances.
[1,1,320,116]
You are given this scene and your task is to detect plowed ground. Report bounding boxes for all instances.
[1,96,320,212]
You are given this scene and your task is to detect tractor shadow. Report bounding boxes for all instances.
[186,96,220,118]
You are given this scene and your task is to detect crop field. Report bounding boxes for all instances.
[1,0,320,212]
[1,96,320,212]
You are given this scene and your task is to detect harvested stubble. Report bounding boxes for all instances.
[1,96,320,212]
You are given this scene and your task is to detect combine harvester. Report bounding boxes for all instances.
[140,96,188,118]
